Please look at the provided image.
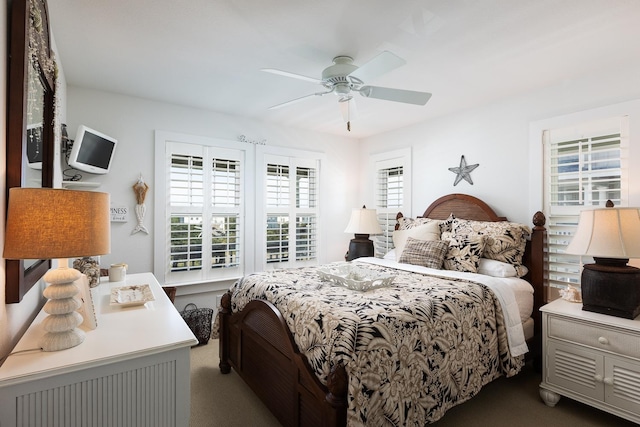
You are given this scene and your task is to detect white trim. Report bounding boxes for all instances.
[368,147,412,257]
[369,147,412,216]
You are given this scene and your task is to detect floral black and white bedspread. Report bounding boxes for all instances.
[229,258,526,426]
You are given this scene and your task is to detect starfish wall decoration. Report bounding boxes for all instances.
[448,155,479,186]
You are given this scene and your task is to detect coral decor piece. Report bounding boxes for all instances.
[132,174,149,235]
[73,256,100,287]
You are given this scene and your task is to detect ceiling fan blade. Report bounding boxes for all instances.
[261,68,322,85]
[268,91,331,110]
[339,98,358,123]
[360,86,432,105]
[348,51,406,83]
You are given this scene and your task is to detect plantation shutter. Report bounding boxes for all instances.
[371,149,411,258]
[166,142,244,284]
[544,116,628,292]
[265,157,319,268]
[169,152,204,274]
[295,166,317,261]
[375,165,403,257]
[210,157,241,270]
[266,164,290,264]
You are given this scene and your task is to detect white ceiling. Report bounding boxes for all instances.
[48,0,640,139]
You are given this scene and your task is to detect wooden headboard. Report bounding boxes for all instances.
[422,193,507,221]
[397,193,547,356]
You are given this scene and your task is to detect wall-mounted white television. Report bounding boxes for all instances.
[68,125,117,175]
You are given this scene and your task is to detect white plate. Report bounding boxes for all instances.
[110,284,155,307]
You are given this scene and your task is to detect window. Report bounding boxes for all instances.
[263,154,319,269]
[295,166,317,261]
[543,116,628,291]
[157,137,245,286]
[371,148,412,257]
[156,133,324,283]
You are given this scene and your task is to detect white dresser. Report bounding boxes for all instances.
[0,272,198,427]
[539,298,640,424]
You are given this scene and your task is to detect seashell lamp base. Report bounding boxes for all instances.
[39,328,86,352]
[39,262,86,351]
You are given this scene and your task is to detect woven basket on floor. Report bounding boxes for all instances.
[180,303,214,346]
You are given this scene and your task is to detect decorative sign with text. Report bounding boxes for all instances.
[110,206,129,222]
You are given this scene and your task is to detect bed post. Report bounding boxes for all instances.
[527,211,547,367]
[219,291,231,374]
[326,363,348,427]
[530,211,547,325]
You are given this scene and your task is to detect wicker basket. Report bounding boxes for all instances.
[180,303,214,346]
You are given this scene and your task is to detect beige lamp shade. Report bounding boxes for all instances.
[4,188,111,260]
[565,207,640,258]
[344,207,383,235]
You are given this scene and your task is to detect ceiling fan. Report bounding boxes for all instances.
[262,51,431,131]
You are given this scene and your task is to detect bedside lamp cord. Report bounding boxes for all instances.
[0,347,42,365]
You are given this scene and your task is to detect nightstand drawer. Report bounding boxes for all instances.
[548,315,640,359]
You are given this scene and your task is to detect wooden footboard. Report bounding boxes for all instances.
[219,292,347,427]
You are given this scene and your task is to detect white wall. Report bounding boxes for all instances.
[360,65,640,226]
[64,87,360,308]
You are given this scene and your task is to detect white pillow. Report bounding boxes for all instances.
[383,249,397,261]
[392,221,441,257]
[477,258,528,278]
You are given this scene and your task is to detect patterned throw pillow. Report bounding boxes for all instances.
[397,216,440,230]
[441,231,486,273]
[452,219,531,277]
[398,214,455,235]
[439,213,456,234]
[398,237,449,269]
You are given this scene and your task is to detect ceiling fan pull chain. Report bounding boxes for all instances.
[347,121,351,132]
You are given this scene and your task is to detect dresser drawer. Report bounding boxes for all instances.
[547,314,640,359]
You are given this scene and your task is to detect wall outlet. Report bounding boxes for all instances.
[216,295,222,308]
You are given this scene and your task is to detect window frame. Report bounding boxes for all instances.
[529,101,638,299]
[256,147,323,270]
[154,131,255,286]
[370,148,412,258]
[543,117,628,291]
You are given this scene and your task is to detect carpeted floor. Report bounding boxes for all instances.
[190,341,636,427]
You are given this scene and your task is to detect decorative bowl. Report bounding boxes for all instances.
[317,263,394,291]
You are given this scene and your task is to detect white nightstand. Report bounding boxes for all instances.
[539,298,640,424]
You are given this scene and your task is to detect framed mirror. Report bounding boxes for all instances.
[5,0,56,303]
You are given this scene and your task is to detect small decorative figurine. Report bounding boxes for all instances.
[559,284,582,303]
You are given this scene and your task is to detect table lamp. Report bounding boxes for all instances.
[4,188,110,351]
[565,201,640,319]
[344,205,383,261]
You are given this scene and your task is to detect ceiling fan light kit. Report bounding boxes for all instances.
[263,51,431,131]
